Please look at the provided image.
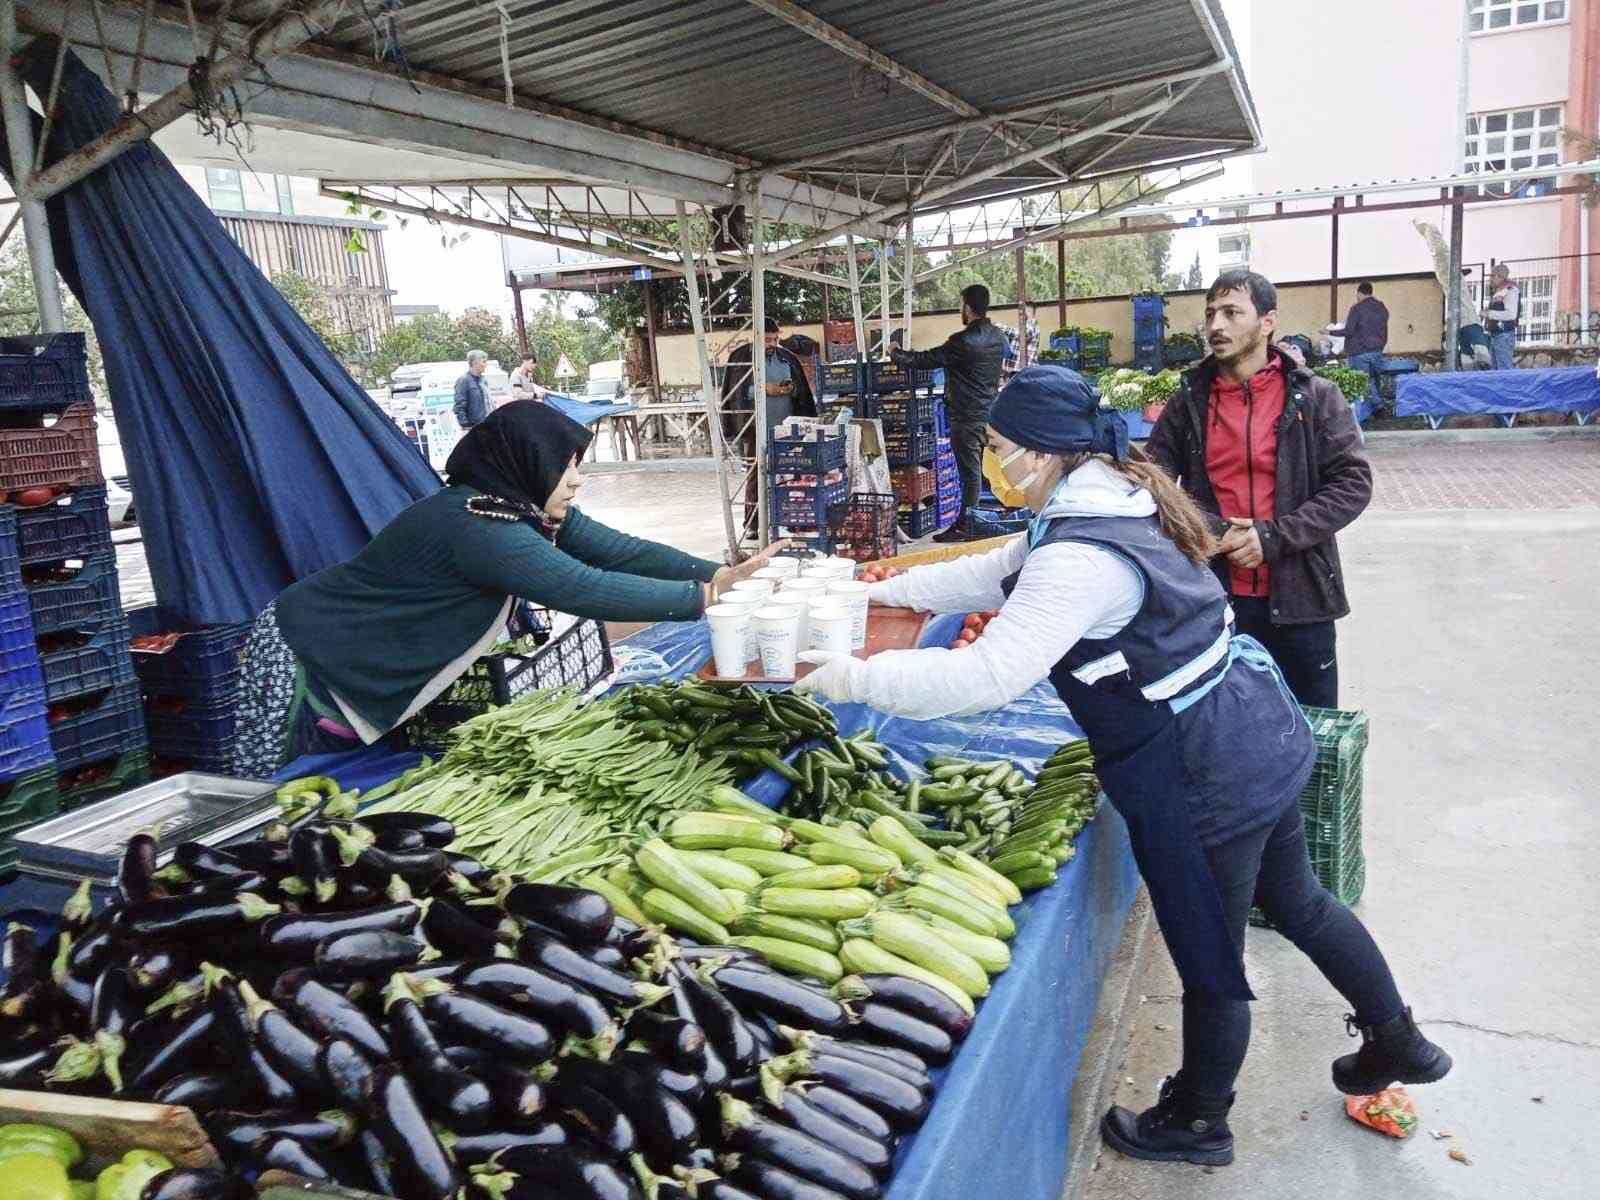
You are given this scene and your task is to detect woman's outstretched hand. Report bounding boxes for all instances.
[712,539,794,598]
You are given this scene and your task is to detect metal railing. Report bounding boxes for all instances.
[1478,254,1600,344]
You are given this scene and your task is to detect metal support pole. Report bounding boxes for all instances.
[642,280,662,403]
[1329,197,1341,326]
[0,0,65,332]
[845,233,867,360]
[1446,189,1465,370]
[511,281,529,356]
[748,177,769,547]
[878,241,891,357]
[1057,237,1067,329]
[1014,230,1028,368]
[1581,211,1592,346]
[901,218,915,346]
[676,200,741,561]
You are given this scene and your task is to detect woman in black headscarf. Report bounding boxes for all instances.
[230,401,784,775]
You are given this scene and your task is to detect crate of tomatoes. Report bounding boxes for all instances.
[946,609,1000,649]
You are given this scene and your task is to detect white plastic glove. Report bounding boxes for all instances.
[792,650,866,704]
[863,579,900,607]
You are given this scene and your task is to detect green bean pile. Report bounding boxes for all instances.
[360,690,736,882]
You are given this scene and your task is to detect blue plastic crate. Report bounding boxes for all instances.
[1132,293,1166,321]
[24,552,123,636]
[773,478,849,530]
[819,360,862,396]
[1134,317,1166,341]
[0,592,44,695]
[886,427,938,467]
[127,606,251,703]
[900,498,945,538]
[770,433,846,476]
[0,684,52,781]
[48,678,146,771]
[40,615,136,702]
[871,393,937,429]
[0,333,90,413]
[13,487,113,566]
[144,694,236,761]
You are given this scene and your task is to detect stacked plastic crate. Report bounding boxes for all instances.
[869,360,953,539]
[0,333,149,833]
[129,607,253,776]
[768,427,848,555]
[1133,293,1166,373]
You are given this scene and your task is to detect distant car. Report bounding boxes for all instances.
[96,414,137,525]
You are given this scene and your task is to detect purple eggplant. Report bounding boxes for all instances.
[723,1155,852,1200]
[676,961,760,1072]
[835,973,970,1042]
[477,1144,642,1200]
[138,1167,254,1200]
[259,901,422,961]
[125,947,185,995]
[847,1001,951,1066]
[793,1087,891,1144]
[126,1008,216,1096]
[780,1030,930,1093]
[356,811,456,847]
[312,929,426,980]
[516,925,667,1008]
[113,892,281,942]
[209,1108,358,1157]
[318,1038,378,1111]
[550,1053,699,1164]
[445,1122,569,1165]
[624,1007,707,1072]
[276,969,391,1060]
[718,1094,880,1200]
[711,963,850,1035]
[152,1069,255,1111]
[236,979,330,1098]
[768,1087,893,1177]
[252,1133,333,1180]
[443,1045,548,1125]
[119,833,159,904]
[501,883,614,945]
[423,899,506,960]
[454,959,616,1044]
[290,825,341,904]
[766,1050,928,1131]
[369,1065,464,1200]
[382,973,494,1130]
[415,977,554,1063]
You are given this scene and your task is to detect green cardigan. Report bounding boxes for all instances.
[275,486,717,735]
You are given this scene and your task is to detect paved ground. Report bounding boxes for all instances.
[1082,434,1600,1200]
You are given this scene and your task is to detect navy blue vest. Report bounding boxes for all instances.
[1002,514,1231,760]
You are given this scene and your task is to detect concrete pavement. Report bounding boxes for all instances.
[1081,443,1600,1200]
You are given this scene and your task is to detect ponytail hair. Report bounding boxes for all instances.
[1058,446,1219,564]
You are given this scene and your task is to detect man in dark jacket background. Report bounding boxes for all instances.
[1147,270,1372,707]
[892,283,1007,541]
[1335,280,1389,409]
[453,349,492,430]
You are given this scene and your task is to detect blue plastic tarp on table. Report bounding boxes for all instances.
[1396,366,1600,417]
[542,395,640,427]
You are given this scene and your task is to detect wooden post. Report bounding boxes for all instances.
[511,280,529,356]
[1056,237,1067,330]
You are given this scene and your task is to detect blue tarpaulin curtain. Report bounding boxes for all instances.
[0,44,441,624]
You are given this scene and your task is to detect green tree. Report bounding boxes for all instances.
[270,271,365,367]
[0,240,106,399]
[1185,252,1204,289]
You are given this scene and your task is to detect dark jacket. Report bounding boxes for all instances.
[720,342,817,445]
[894,317,1006,424]
[1341,296,1389,355]
[1145,346,1373,625]
[453,371,491,428]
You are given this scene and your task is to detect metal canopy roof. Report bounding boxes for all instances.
[20,0,1259,228]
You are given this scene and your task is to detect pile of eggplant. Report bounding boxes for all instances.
[0,805,972,1200]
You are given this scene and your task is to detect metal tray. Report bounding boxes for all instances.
[11,772,278,880]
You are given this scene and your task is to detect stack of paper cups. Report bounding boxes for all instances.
[800,565,838,585]
[715,594,762,667]
[821,556,859,580]
[727,579,774,662]
[807,602,855,653]
[705,603,755,677]
[753,604,802,677]
[778,578,829,653]
[826,579,871,650]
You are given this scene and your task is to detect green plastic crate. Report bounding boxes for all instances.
[58,747,150,812]
[0,766,61,872]
[1250,706,1368,927]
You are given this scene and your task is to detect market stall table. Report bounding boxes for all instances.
[1396,365,1600,428]
[0,612,1139,1200]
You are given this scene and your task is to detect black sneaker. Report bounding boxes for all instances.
[1332,1007,1453,1095]
[1101,1076,1235,1166]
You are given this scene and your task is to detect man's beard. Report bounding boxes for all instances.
[1212,324,1265,366]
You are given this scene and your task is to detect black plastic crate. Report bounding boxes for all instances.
[39,616,136,702]
[127,606,252,702]
[47,678,146,771]
[0,682,52,781]
[774,478,849,530]
[407,616,614,749]
[23,552,123,636]
[770,433,847,476]
[819,360,862,396]
[828,493,897,563]
[899,497,947,538]
[886,427,938,467]
[871,393,937,429]
[0,333,90,413]
[13,486,113,565]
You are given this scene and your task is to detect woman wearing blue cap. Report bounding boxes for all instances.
[796,366,1448,1166]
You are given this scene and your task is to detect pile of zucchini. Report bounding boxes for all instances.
[616,681,838,782]
[2,799,970,1200]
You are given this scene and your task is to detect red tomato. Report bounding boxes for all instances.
[957,629,979,644]
[982,610,1000,620]
[962,614,982,631]
[11,486,56,507]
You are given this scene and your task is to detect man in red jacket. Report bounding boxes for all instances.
[1147,271,1372,707]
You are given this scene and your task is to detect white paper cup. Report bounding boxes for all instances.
[777,584,821,652]
[780,577,830,599]
[715,595,762,665]
[800,565,838,584]
[826,579,871,649]
[821,556,859,580]
[753,605,801,677]
[751,565,792,586]
[706,603,755,677]
[729,578,775,601]
[807,603,855,654]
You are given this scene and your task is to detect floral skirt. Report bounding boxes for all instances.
[228,601,301,779]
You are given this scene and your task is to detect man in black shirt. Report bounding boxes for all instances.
[892,284,1007,541]
[1336,281,1389,409]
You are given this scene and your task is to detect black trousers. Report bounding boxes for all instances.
[1181,804,1404,1099]
[949,416,987,522]
[1230,595,1338,708]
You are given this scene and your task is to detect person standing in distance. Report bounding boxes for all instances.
[1484,263,1520,370]
[892,283,1007,542]
[509,351,546,402]
[1334,281,1388,409]
[453,349,493,431]
[1146,271,1372,708]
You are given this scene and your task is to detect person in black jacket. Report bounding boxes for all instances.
[721,318,818,540]
[893,284,1007,541]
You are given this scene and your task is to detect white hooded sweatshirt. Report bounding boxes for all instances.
[842,459,1155,720]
